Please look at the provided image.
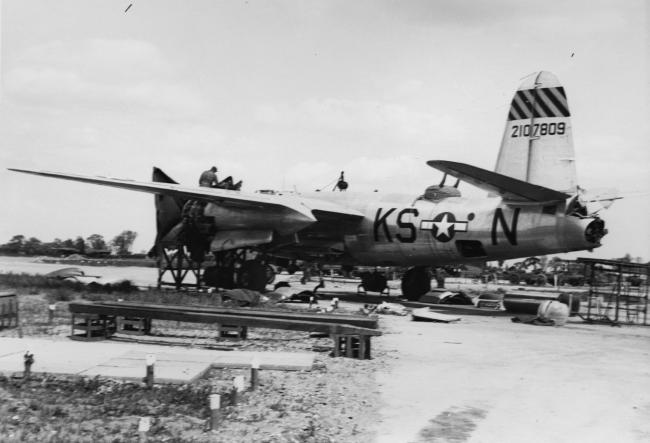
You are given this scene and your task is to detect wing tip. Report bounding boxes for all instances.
[7,167,36,174]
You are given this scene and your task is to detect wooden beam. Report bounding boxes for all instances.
[90,301,378,329]
[68,302,381,337]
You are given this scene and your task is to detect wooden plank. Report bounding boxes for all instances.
[109,302,377,327]
[411,308,461,323]
[74,323,108,332]
[332,335,341,357]
[69,302,381,337]
[70,334,108,341]
[359,336,367,360]
[92,301,378,329]
[346,336,354,358]
[71,302,375,333]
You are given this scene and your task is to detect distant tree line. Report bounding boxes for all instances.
[615,253,647,264]
[0,230,139,257]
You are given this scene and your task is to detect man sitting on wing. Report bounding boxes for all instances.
[199,166,218,187]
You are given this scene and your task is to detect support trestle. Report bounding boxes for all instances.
[331,334,372,359]
[157,244,203,290]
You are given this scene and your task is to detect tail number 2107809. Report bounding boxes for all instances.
[511,122,565,138]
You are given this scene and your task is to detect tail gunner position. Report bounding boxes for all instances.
[9,71,611,299]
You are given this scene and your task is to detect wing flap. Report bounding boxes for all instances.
[427,161,570,202]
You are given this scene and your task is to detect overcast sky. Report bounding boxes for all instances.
[1,0,648,260]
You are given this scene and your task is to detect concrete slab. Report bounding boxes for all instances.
[211,350,317,371]
[375,313,650,442]
[120,349,220,364]
[119,349,315,370]
[80,358,211,384]
[0,337,314,384]
[0,337,121,375]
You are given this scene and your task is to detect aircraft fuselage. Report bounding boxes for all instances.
[283,191,601,266]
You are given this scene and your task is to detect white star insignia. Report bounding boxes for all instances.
[433,214,454,238]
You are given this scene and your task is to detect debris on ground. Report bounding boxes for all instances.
[268,280,324,304]
[475,291,505,309]
[368,302,409,316]
[438,291,474,305]
[411,307,461,323]
[222,288,264,306]
[45,267,99,280]
[511,300,569,326]
[511,316,556,326]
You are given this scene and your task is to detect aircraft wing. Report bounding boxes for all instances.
[8,168,363,230]
[427,160,571,202]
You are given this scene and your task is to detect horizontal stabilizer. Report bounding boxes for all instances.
[427,161,571,202]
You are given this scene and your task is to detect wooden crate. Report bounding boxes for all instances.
[331,334,372,360]
[70,313,116,341]
[116,316,152,335]
[216,324,248,339]
[0,293,18,329]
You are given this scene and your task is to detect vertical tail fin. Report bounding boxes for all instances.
[495,71,577,193]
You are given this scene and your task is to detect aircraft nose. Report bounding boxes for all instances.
[585,217,607,244]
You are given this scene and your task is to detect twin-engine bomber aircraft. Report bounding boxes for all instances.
[9,71,611,299]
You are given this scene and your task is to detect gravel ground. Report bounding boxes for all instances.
[0,292,382,442]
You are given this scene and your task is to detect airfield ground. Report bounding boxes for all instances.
[374,308,650,442]
[0,273,649,442]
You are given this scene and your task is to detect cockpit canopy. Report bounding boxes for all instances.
[420,185,462,202]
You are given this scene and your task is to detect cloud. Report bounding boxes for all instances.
[281,155,486,196]
[4,39,207,116]
[255,98,462,146]
[17,39,171,79]
[377,0,633,32]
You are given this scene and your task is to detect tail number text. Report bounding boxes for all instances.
[511,122,565,138]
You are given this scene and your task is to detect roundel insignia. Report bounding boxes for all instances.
[420,212,470,243]
[431,212,456,242]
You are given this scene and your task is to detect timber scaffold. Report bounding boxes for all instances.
[68,301,381,359]
[578,257,649,326]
